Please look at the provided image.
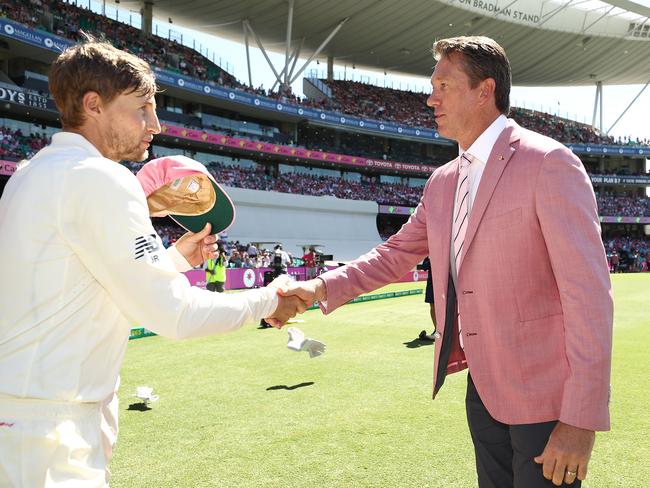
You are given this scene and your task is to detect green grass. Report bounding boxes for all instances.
[111,275,650,487]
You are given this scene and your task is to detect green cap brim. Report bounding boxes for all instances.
[170,180,235,235]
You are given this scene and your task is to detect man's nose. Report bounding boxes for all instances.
[148,113,162,134]
[426,92,437,108]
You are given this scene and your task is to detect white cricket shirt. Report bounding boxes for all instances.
[0,132,278,402]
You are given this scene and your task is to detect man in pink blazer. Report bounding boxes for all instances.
[280,36,613,487]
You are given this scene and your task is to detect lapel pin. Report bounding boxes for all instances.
[498,155,504,160]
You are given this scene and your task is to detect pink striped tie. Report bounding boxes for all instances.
[453,153,472,269]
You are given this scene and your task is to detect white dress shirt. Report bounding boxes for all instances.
[0,132,278,403]
[450,114,507,284]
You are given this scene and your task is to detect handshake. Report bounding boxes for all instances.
[263,275,328,328]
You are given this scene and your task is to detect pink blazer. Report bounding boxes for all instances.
[320,119,613,431]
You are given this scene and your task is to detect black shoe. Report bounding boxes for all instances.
[418,330,435,342]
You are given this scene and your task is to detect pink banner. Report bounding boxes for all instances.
[160,123,434,176]
[379,204,415,215]
[0,160,17,176]
[184,267,333,290]
[183,266,427,290]
[183,269,207,288]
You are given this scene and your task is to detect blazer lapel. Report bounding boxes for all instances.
[434,157,460,285]
[461,122,520,265]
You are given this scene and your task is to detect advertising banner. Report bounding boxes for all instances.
[591,175,650,185]
[600,216,650,224]
[0,160,17,176]
[0,18,73,51]
[378,205,416,215]
[160,123,435,175]
[0,82,54,110]
[568,144,649,157]
[184,266,428,290]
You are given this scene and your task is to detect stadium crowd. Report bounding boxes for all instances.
[321,80,650,146]
[0,0,237,86]
[596,194,650,217]
[0,127,49,161]
[604,237,650,272]
[211,162,423,206]
[319,80,435,128]
[152,223,296,270]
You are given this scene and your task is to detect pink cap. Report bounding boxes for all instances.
[136,155,235,234]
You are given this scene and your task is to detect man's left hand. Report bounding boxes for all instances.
[174,223,217,267]
[534,421,595,486]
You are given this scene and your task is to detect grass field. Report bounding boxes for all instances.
[111,274,650,487]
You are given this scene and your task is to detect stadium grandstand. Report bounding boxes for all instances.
[1,0,649,271]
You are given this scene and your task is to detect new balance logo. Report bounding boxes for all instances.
[134,234,160,260]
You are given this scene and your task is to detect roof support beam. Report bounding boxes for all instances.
[243,22,253,87]
[140,0,153,38]
[272,41,302,92]
[582,5,615,33]
[287,37,304,83]
[538,0,575,27]
[607,81,649,134]
[243,20,283,87]
[289,17,350,85]
[606,0,650,18]
[592,81,602,131]
[285,0,294,86]
[244,3,304,93]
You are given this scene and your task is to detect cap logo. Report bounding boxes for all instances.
[186,179,200,193]
[170,178,183,190]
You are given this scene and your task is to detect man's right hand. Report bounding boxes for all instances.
[278,278,327,306]
[265,294,308,328]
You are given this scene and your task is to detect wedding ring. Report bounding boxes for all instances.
[566,470,577,477]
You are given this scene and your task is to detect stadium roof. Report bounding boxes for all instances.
[115,0,650,86]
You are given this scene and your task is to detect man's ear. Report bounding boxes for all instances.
[81,91,104,121]
[478,78,496,105]
[479,78,497,101]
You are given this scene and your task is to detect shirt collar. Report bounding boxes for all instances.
[51,132,105,159]
[458,114,507,163]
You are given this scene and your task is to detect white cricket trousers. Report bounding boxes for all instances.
[0,397,113,487]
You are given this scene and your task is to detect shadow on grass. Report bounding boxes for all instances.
[127,402,152,411]
[403,338,434,349]
[266,382,315,391]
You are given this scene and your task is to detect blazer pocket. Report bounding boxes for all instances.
[481,207,522,230]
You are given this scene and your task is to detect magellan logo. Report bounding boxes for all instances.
[134,234,160,260]
[243,269,256,288]
[4,24,14,35]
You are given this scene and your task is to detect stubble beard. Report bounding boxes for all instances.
[106,126,148,162]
